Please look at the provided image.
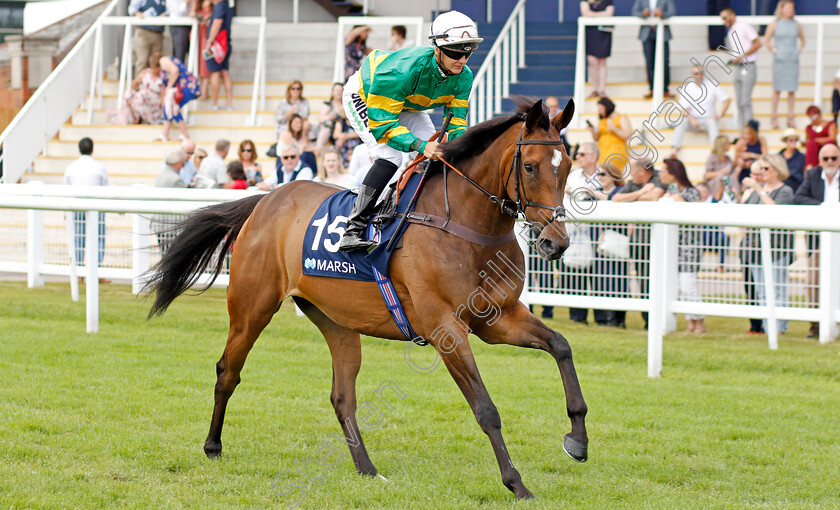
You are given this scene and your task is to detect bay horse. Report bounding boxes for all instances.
[145,98,588,499]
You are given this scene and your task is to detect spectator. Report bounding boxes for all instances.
[739,160,765,334]
[124,52,164,125]
[779,127,805,190]
[546,96,571,153]
[589,97,631,177]
[764,0,804,129]
[793,144,840,338]
[720,7,762,125]
[258,142,315,191]
[660,158,705,334]
[612,157,666,203]
[238,139,263,186]
[704,135,738,200]
[193,0,213,93]
[179,138,197,185]
[345,25,372,80]
[224,161,248,189]
[707,0,729,50]
[631,0,675,99]
[389,25,409,51]
[560,142,604,324]
[279,114,311,150]
[197,138,230,188]
[734,120,767,182]
[194,148,208,175]
[158,56,201,142]
[63,137,108,271]
[316,83,346,150]
[833,67,840,126]
[156,149,189,188]
[671,66,731,158]
[333,116,361,167]
[205,0,233,110]
[593,167,627,328]
[128,0,165,78]
[318,148,355,188]
[581,0,614,98]
[695,181,730,271]
[275,80,311,140]
[347,143,373,186]
[166,0,192,63]
[804,105,837,170]
[742,153,795,335]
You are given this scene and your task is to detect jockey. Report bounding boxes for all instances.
[339,10,482,252]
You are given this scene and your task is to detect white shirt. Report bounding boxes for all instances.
[678,78,728,119]
[565,166,602,201]
[822,169,840,203]
[348,144,373,182]
[648,0,657,13]
[165,0,190,17]
[63,155,108,186]
[263,160,314,187]
[198,153,229,188]
[727,21,759,64]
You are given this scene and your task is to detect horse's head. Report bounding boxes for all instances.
[507,98,575,260]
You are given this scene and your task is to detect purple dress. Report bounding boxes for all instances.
[162,58,200,123]
[584,0,613,58]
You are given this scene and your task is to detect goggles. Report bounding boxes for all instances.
[438,44,475,60]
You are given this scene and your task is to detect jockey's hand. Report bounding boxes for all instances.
[423,141,444,160]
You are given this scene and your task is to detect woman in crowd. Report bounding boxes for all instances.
[193,0,213,94]
[279,114,317,171]
[158,55,201,142]
[741,154,795,335]
[345,25,372,80]
[734,120,767,183]
[205,0,233,110]
[275,80,311,140]
[123,52,164,125]
[580,0,614,98]
[590,97,631,177]
[593,167,627,328]
[660,158,705,334]
[223,160,248,189]
[238,139,262,186]
[804,105,837,170]
[333,116,362,167]
[779,127,805,190]
[317,148,356,188]
[764,0,805,129]
[316,83,346,151]
[704,135,739,200]
[739,161,765,334]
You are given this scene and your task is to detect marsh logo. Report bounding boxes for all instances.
[305,257,357,275]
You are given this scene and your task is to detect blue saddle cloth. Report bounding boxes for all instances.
[301,172,423,281]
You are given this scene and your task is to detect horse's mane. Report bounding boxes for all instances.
[442,96,549,165]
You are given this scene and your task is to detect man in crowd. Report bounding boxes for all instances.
[156,149,189,188]
[794,144,839,339]
[178,139,197,185]
[197,138,230,188]
[63,137,108,276]
[671,65,731,157]
[721,7,762,126]
[631,0,676,99]
[257,142,314,191]
[128,0,166,77]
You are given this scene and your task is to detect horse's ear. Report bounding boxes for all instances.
[525,99,544,132]
[552,98,575,133]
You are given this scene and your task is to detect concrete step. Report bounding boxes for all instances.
[71,109,303,130]
[44,139,276,159]
[97,80,335,98]
[58,123,277,143]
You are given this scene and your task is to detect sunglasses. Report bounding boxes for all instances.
[439,46,473,61]
[575,152,587,158]
[821,156,838,161]
[290,86,302,91]
[281,155,298,160]
[242,148,253,152]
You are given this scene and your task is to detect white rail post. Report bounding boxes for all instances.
[494,51,502,113]
[647,222,677,378]
[293,0,299,24]
[502,36,510,97]
[65,212,79,301]
[511,18,519,84]
[516,223,531,308]
[759,228,778,349]
[132,213,151,295]
[518,9,525,68]
[573,19,586,128]
[117,25,132,107]
[85,210,99,333]
[86,24,103,125]
[652,22,665,111]
[27,209,45,288]
[813,20,824,108]
[818,229,840,344]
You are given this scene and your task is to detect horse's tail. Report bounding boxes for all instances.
[144,194,265,318]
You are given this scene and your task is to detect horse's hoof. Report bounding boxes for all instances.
[515,488,535,500]
[204,442,222,458]
[563,434,588,462]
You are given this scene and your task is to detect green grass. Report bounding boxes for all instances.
[1,281,838,509]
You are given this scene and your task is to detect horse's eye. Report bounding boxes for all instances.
[524,163,536,175]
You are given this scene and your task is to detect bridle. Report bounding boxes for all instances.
[439,120,568,232]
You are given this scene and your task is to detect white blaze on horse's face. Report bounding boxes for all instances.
[551,149,563,168]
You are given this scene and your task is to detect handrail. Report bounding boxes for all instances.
[0,0,120,185]
[574,15,840,128]
[332,16,426,85]
[468,0,527,126]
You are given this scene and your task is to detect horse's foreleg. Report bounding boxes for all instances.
[432,323,534,499]
[475,302,588,462]
[204,285,280,458]
[294,298,378,477]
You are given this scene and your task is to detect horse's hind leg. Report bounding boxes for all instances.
[204,281,281,458]
[294,297,378,477]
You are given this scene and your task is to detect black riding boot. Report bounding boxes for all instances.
[339,184,381,252]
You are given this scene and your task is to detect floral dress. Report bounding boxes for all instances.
[126,69,164,124]
[161,58,201,123]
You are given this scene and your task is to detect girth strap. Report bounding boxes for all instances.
[404,212,516,247]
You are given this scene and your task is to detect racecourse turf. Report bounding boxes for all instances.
[1,281,838,509]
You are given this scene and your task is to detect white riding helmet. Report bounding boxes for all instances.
[429,10,483,53]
